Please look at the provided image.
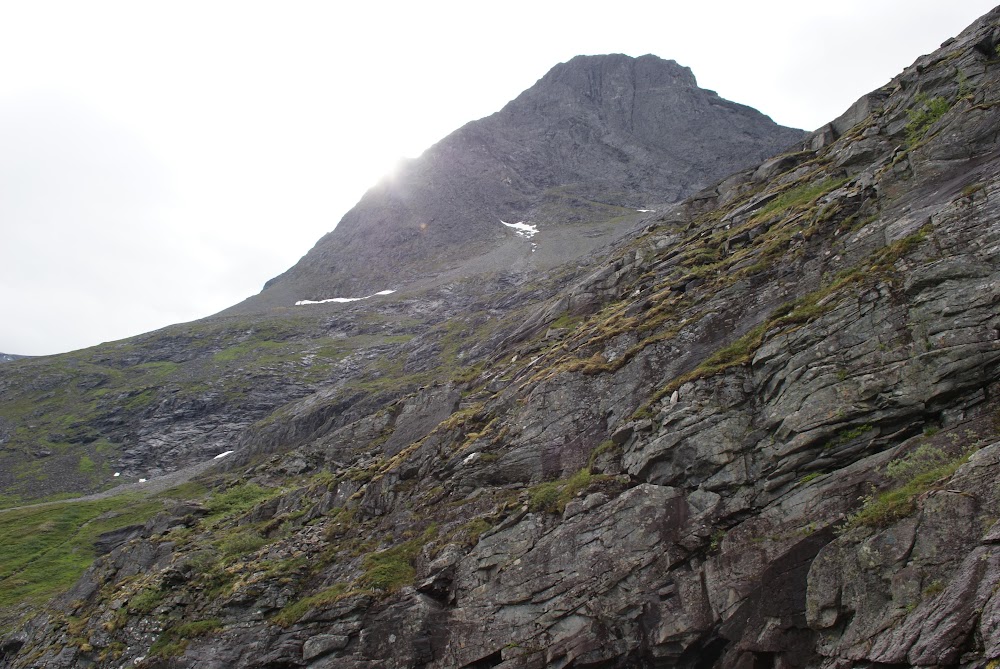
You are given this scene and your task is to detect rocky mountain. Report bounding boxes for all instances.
[237,54,803,312]
[0,55,801,507]
[4,7,1000,669]
[0,353,26,363]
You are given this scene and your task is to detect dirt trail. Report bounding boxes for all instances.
[0,457,224,515]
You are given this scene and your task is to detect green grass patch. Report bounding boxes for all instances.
[77,455,96,475]
[528,468,608,514]
[587,439,619,468]
[0,494,163,630]
[826,424,874,450]
[358,524,438,592]
[643,224,931,408]
[906,94,951,146]
[154,480,210,501]
[654,322,769,399]
[844,445,973,530]
[799,471,823,485]
[212,340,285,363]
[961,182,985,199]
[273,583,349,626]
[458,517,493,546]
[128,584,165,614]
[751,177,849,224]
[218,528,269,557]
[550,313,584,330]
[150,618,222,658]
[204,482,275,519]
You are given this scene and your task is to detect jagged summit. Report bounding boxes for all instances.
[513,53,699,105]
[236,53,803,312]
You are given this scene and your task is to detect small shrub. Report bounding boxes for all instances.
[527,481,563,513]
[884,444,949,482]
[709,528,726,551]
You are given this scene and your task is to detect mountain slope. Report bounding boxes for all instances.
[0,55,802,508]
[240,54,803,311]
[5,8,1000,669]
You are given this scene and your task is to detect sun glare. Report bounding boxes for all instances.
[360,152,407,185]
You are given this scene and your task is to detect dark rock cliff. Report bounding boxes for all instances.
[5,7,1000,669]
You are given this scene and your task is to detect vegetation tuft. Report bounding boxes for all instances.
[844,444,973,529]
[527,468,609,514]
[149,619,222,658]
[751,177,849,224]
[273,584,349,626]
[905,94,951,146]
[204,482,275,519]
[357,524,439,592]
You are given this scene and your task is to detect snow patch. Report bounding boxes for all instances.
[636,209,655,213]
[214,450,234,460]
[138,478,147,483]
[501,220,538,239]
[296,289,396,306]
[113,472,120,477]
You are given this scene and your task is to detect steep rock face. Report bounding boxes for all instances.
[6,9,1000,669]
[247,54,803,309]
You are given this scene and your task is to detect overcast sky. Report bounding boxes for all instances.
[1,1,996,356]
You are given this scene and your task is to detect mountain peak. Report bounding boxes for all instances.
[540,52,698,90]
[503,53,701,124]
[236,56,802,311]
